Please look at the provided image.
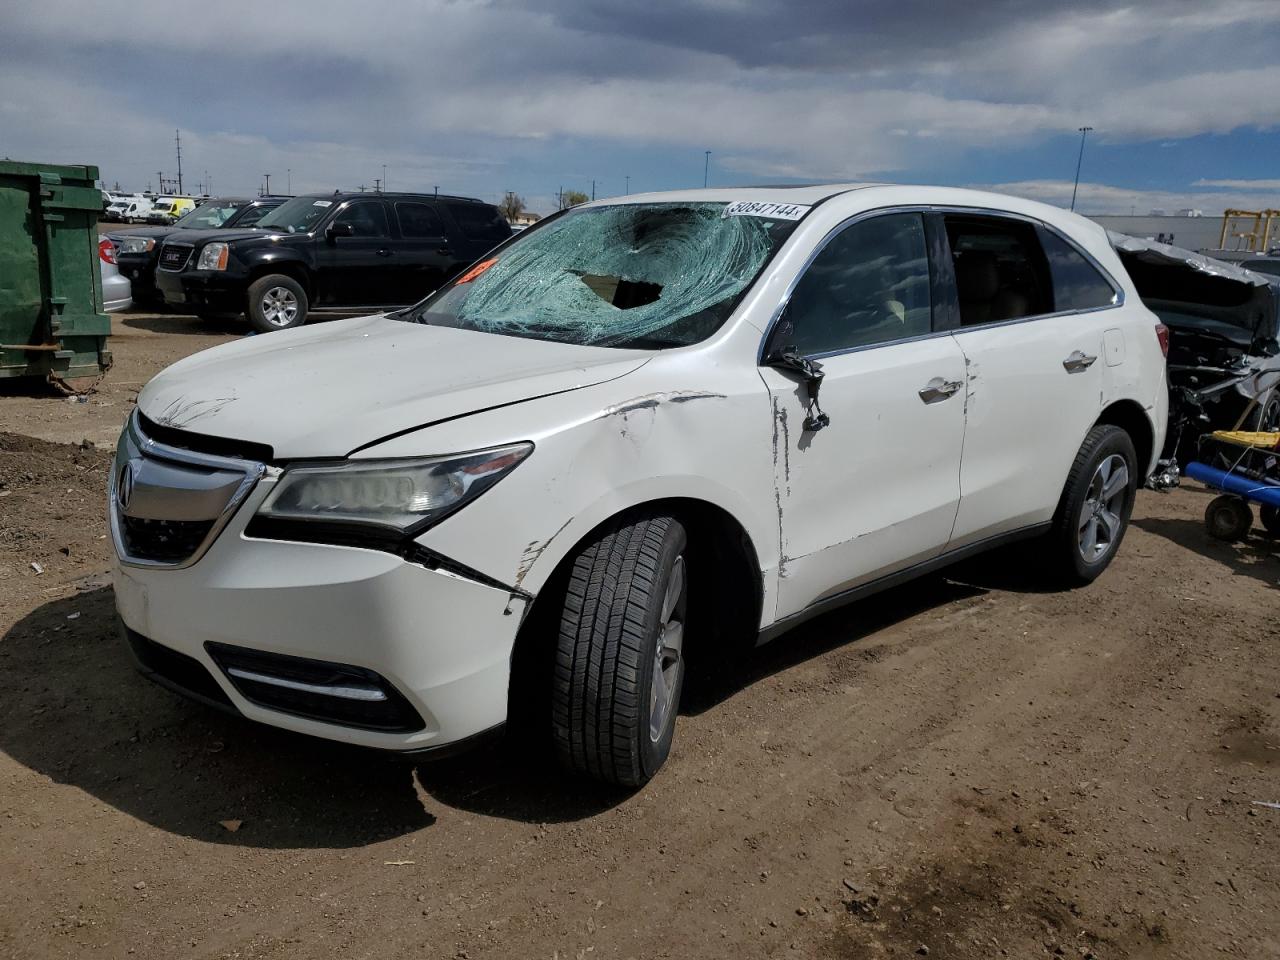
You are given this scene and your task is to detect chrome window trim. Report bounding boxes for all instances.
[757,203,1126,365]
[109,411,266,569]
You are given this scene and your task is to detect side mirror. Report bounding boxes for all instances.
[326,222,354,241]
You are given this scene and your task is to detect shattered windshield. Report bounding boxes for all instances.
[405,201,801,348]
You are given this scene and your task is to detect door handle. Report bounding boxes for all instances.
[918,377,964,404]
[375,248,394,257]
[436,246,453,255]
[1062,350,1097,373]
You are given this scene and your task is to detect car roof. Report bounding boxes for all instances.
[582,182,1110,241]
[601,183,884,207]
[303,191,491,205]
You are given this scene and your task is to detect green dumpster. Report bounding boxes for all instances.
[0,159,111,392]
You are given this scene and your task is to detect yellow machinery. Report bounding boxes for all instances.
[1218,208,1280,252]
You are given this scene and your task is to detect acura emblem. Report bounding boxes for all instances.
[117,462,137,511]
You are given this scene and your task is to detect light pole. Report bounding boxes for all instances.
[1070,126,1093,212]
[286,168,291,194]
[434,185,439,197]
[382,165,387,191]
[263,173,271,196]
[704,150,711,188]
[624,175,630,195]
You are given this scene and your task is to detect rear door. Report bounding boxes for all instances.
[442,201,513,267]
[938,212,1124,546]
[390,200,457,303]
[314,198,396,306]
[760,211,969,619]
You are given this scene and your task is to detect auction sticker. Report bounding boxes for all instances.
[723,200,810,220]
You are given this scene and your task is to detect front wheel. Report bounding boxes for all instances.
[247,274,308,333]
[552,514,688,787]
[1047,424,1138,584]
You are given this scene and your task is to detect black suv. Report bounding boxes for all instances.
[153,192,512,332]
[110,197,289,304]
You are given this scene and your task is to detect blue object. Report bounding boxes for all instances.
[1184,461,1280,508]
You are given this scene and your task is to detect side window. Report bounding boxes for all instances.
[396,201,445,238]
[333,201,389,237]
[944,216,1052,326]
[447,202,511,242]
[234,205,270,227]
[1037,228,1118,311]
[780,213,932,356]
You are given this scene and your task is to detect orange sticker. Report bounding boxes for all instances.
[456,258,497,284]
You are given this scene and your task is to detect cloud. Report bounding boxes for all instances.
[1194,179,1280,190]
[2,0,1280,199]
[976,179,1280,216]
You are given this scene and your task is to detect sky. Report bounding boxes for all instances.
[3,0,1280,216]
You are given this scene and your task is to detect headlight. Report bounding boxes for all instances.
[118,237,155,254]
[256,443,532,535]
[197,242,230,270]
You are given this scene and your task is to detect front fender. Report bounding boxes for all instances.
[357,360,781,625]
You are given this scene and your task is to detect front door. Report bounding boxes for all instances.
[316,199,396,306]
[760,212,968,621]
[937,213,1123,547]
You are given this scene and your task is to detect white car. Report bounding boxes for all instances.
[110,184,1168,786]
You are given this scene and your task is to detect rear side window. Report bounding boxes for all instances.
[447,202,511,242]
[780,212,932,356]
[945,216,1052,326]
[396,202,445,238]
[333,200,389,237]
[1038,228,1117,311]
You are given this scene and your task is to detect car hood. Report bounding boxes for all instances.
[136,314,650,458]
[107,225,176,241]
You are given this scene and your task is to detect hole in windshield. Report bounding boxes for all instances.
[404,202,802,349]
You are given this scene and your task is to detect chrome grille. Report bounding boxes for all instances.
[109,414,265,568]
[158,242,193,271]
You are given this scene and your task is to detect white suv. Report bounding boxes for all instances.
[110,185,1168,786]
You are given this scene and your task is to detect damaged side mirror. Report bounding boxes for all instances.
[765,345,830,433]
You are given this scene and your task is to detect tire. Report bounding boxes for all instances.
[1206,496,1254,541]
[246,274,308,333]
[552,514,688,787]
[1048,424,1138,584]
[1260,505,1280,538]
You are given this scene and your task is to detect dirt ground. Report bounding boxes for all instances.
[0,312,1277,960]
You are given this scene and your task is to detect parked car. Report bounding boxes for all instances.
[146,197,197,224]
[98,237,131,313]
[1109,234,1280,466]
[152,192,512,331]
[110,197,289,304]
[115,197,154,223]
[112,185,1167,786]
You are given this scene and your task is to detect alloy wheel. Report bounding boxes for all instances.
[649,554,685,743]
[261,286,299,327]
[1078,453,1129,563]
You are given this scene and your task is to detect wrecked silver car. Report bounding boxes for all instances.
[1110,232,1280,464]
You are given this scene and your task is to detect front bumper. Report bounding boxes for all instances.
[116,254,159,301]
[110,431,524,753]
[154,269,246,313]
